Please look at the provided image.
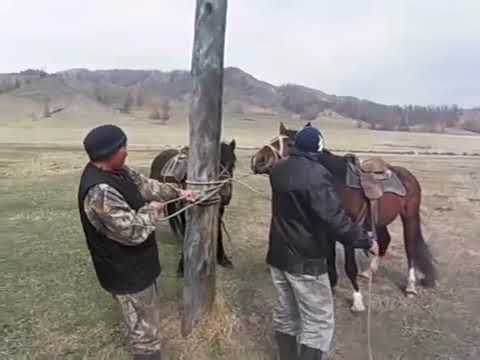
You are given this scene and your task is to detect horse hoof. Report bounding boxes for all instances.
[359,271,371,280]
[405,286,418,297]
[351,304,366,313]
[218,257,234,269]
[351,292,366,312]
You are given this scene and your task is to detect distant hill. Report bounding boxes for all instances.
[1,67,479,134]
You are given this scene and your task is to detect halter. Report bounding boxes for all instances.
[264,135,289,161]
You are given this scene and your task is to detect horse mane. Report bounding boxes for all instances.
[316,149,348,184]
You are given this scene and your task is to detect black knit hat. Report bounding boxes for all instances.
[295,126,324,153]
[83,124,127,161]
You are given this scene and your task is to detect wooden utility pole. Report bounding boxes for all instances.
[183,0,228,336]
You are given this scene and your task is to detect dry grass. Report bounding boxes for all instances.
[1,121,480,359]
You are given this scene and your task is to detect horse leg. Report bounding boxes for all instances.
[174,207,186,278]
[326,233,338,295]
[401,212,437,296]
[326,236,338,294]
[217,206,233,268]
[359,226,390,279]
[344,246,365,312]
[401,214,419,296]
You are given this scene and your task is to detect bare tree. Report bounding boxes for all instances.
[136,87,145,107]
[149,107,161,120]
[160,99,171,124]
[121,92,134,113]
[43,98,51,118]
[94,84,104,104]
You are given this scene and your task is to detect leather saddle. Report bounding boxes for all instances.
[345,156,406,198]
[345,155,406,228]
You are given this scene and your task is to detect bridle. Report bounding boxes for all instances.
[251,135,290,172]
[263,135,290,161]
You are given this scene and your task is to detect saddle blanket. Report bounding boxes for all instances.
[345,162,407,197]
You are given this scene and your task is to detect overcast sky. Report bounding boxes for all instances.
[1,0,479,107]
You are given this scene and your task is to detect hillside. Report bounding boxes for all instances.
[1,67,479,134]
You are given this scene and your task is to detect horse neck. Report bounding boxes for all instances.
[317,150,347,188]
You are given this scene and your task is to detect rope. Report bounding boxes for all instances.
[155,171,273,222]
[231,177,272,201]
[220,218,236,254]
[155,183,225,222]
[367,272,374,360]
[367,200,378,360]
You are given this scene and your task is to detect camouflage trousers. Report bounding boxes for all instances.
[114,278,162,356]
[270,267,335,352]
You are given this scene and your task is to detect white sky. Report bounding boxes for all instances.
[1,0,479,107]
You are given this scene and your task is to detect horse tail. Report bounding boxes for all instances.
[413,214,438,287]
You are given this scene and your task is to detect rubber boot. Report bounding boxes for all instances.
[299,344,323,360]
[275,331,298,360]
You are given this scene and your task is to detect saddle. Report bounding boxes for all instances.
[345,155,406,227]
[160,152,188,183]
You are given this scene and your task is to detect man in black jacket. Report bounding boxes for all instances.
[267,126,378,360]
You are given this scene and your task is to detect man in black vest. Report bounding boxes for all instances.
[267,126,378,360]
[78,124,197,360]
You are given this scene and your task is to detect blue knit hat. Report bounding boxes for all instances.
[83,124,127,161]
[295,126,324,153]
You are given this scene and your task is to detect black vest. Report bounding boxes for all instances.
[78,163,161,294]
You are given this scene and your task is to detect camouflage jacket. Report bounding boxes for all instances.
[83,166,180,246]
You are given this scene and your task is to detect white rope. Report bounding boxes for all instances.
[231,177,272,201]
[367,271,374,360]
[155,182,225,222]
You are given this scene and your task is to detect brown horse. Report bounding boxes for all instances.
[150,140,237,277]
[251,123,437,311]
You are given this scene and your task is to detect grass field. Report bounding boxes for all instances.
[1,117,480,359]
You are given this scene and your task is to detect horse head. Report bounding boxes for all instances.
[250,122,293,174]
[219,140,237,206]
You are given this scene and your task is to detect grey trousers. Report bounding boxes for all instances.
[270,266,335,352]
[114,278,162,356]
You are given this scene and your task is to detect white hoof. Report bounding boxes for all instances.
[351,292,366,312]
[405,268,418,297]
[359,270,371,280]
[405,284,418,297]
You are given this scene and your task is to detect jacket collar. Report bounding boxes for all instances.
[290,148,321,162]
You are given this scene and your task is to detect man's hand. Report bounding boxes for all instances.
[369,237,379,256]
[150,201,166,213]
[180,190,200,203]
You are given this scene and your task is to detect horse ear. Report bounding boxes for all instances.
[280,122,287,135]
[230,139,236,151]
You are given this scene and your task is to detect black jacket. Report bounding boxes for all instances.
[78,163,160,294]
[266,151,371,276]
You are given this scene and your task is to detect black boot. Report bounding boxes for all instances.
[133,351,161,360]
[299,344,323,360]
[275,331,298,360]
